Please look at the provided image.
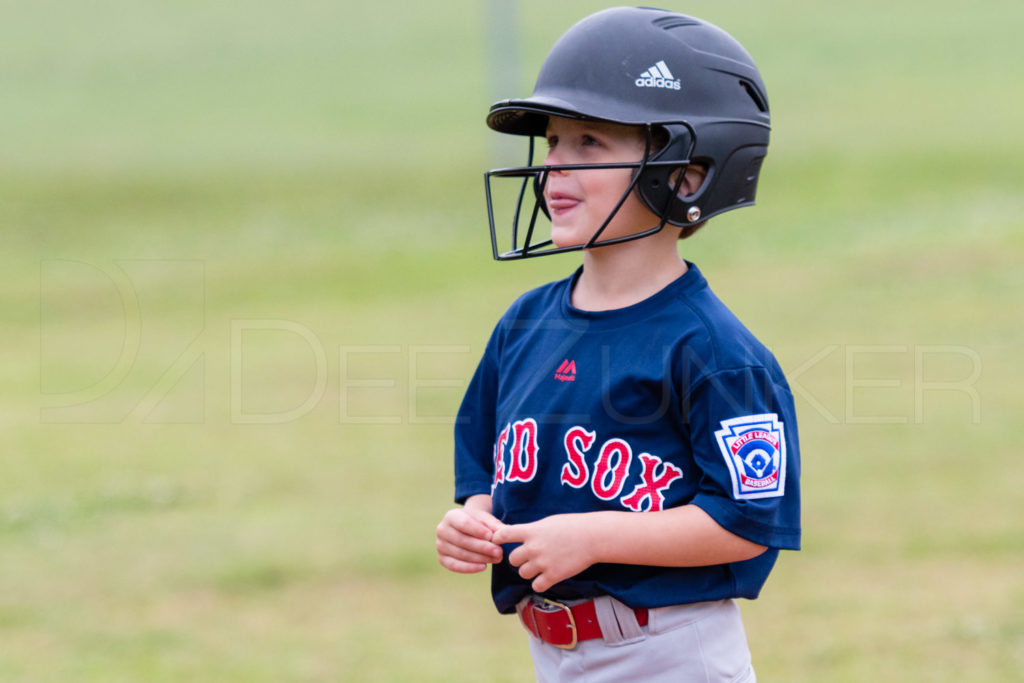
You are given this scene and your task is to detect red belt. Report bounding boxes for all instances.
[518,598,649,649]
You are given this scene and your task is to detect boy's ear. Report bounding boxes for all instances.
[678,164,708,199]
[667,163,708,199]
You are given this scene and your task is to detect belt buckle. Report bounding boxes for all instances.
[541,598,578,650]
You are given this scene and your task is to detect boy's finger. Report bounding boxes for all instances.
[506,543,529,568]
[472,510,504,533]
[437,523,503,557]
[448,511,496,540]
[491,523,526,545]
[438,555,488,574]
[532,574,554,593]
[437,538,502,564]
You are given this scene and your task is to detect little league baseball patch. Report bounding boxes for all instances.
[714,413,787,500]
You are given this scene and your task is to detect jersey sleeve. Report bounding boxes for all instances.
[684,366,801,550]
[452,327,501,505]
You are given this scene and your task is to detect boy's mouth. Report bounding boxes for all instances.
[546,192,580,216]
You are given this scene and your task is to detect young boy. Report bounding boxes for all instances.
[436,7,800,681]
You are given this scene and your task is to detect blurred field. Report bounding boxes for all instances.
[2,0,1023,680]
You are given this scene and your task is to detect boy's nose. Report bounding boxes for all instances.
[543,151,569,174]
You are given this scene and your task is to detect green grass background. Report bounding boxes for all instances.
[3,0,1023,680]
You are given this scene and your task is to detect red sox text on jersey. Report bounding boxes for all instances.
[491,418,683,512]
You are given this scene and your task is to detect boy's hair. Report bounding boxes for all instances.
[484,7,769,260]
[679,222,706,240]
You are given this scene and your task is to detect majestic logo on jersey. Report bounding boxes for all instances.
[714,413,787,500]
[635,60,681,90]
[554,359,576,382]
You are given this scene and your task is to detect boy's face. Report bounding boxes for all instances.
[542,116,658,249]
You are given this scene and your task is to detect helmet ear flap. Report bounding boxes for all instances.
[635,124,703,227]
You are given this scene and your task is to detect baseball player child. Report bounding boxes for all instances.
[436,7,800,681]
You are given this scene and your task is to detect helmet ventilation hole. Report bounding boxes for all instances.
[739,80,768,112]
[651,15,700,30]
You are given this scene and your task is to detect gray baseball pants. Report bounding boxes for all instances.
[523,597,756,682]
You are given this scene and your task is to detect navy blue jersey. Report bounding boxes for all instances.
[454,263,801,614]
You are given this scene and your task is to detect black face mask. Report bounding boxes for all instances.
[484,122,696,261]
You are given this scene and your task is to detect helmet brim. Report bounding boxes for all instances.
[487,97,624,137]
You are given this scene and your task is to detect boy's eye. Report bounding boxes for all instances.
[546,135,558,149]
[581,134,599,146]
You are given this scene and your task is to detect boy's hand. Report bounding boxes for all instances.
[436,499,504,574]
[492,514,596,593]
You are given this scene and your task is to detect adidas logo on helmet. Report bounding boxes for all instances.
[635,60,681,90]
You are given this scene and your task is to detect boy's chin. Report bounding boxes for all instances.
[550,227,589,250]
